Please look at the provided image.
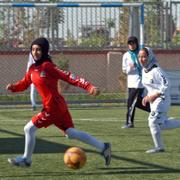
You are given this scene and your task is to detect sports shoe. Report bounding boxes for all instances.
[101,143,111,167]
[8,156,31,167]
[121,124,134,129]
[146,148,165,154]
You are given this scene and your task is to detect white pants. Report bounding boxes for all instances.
[30,84,37,107]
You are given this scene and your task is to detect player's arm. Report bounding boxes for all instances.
[46,63,100,96]
[122,54,136,74]
[156,69,169,96]
[142,69,168,105]
[142,93,161,106]
[88,86,100,96]
[149,68,169,102]
[122,54,129,74]
[6,72,32,92]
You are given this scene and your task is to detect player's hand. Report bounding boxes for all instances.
[129,63,136,70]
[142,96,149,106]
[148,93,160,103]
[89,86,100,96]
[6,84,14,91]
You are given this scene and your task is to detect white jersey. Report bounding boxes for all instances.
[142,64,171,112]
[26,53,35,72]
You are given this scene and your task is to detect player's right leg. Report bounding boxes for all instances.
[146,111,165,153]
[8,121,37,167]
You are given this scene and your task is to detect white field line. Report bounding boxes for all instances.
[0,117,121,122]
[74,118,121,122]
[0,109,176,122]
[1,117,176,122]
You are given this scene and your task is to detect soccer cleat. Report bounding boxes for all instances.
[121,124,134,129]
[101,143,111,167]
[146,148,165,154]
[8,156,31,167]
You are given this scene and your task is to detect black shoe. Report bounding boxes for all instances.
[101,143,111,167]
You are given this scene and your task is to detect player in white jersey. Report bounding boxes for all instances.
[139,47,180,153]
[27,53,37,111]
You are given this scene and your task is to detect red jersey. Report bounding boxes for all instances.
[11,61,93,113]
[10,61,94,130]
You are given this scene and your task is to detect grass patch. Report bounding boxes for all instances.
[0,106,180,179]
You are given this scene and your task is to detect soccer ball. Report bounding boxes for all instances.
[64,147,87,169]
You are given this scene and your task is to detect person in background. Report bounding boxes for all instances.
[121,36,151,128]
[139,47,180,153]
[6,37,111,167]
[27,53,37,111]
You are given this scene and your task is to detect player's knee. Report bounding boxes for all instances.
[148,111,159,126]
[65,128,76,139]
[24,121,37,135]
[24,123,30,133]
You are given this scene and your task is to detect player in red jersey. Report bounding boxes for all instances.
[6,37,111,167]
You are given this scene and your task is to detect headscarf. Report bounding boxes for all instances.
[140,47,158,72]
[31,37,52,66]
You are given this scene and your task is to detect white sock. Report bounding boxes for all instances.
[23,121,37,162]
[65,128,105,152]
[150,125,164,149]
[151,131,164,149]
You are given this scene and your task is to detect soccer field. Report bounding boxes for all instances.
[1,106,180,180]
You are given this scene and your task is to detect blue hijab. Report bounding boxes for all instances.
[128,48,142,77]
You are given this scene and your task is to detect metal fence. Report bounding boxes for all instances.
[0,1,180,108]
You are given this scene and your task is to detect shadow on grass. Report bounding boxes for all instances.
[1,167,180,179]
[97,154,180,174]
[1,128,180,176]
[0,128,95,154]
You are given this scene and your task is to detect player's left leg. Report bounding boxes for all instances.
[65,127,111,167]
[56,111,111,167]
[160,114,180,130]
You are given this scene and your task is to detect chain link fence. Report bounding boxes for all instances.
[0,1,179,50]
[0,1,180,107]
